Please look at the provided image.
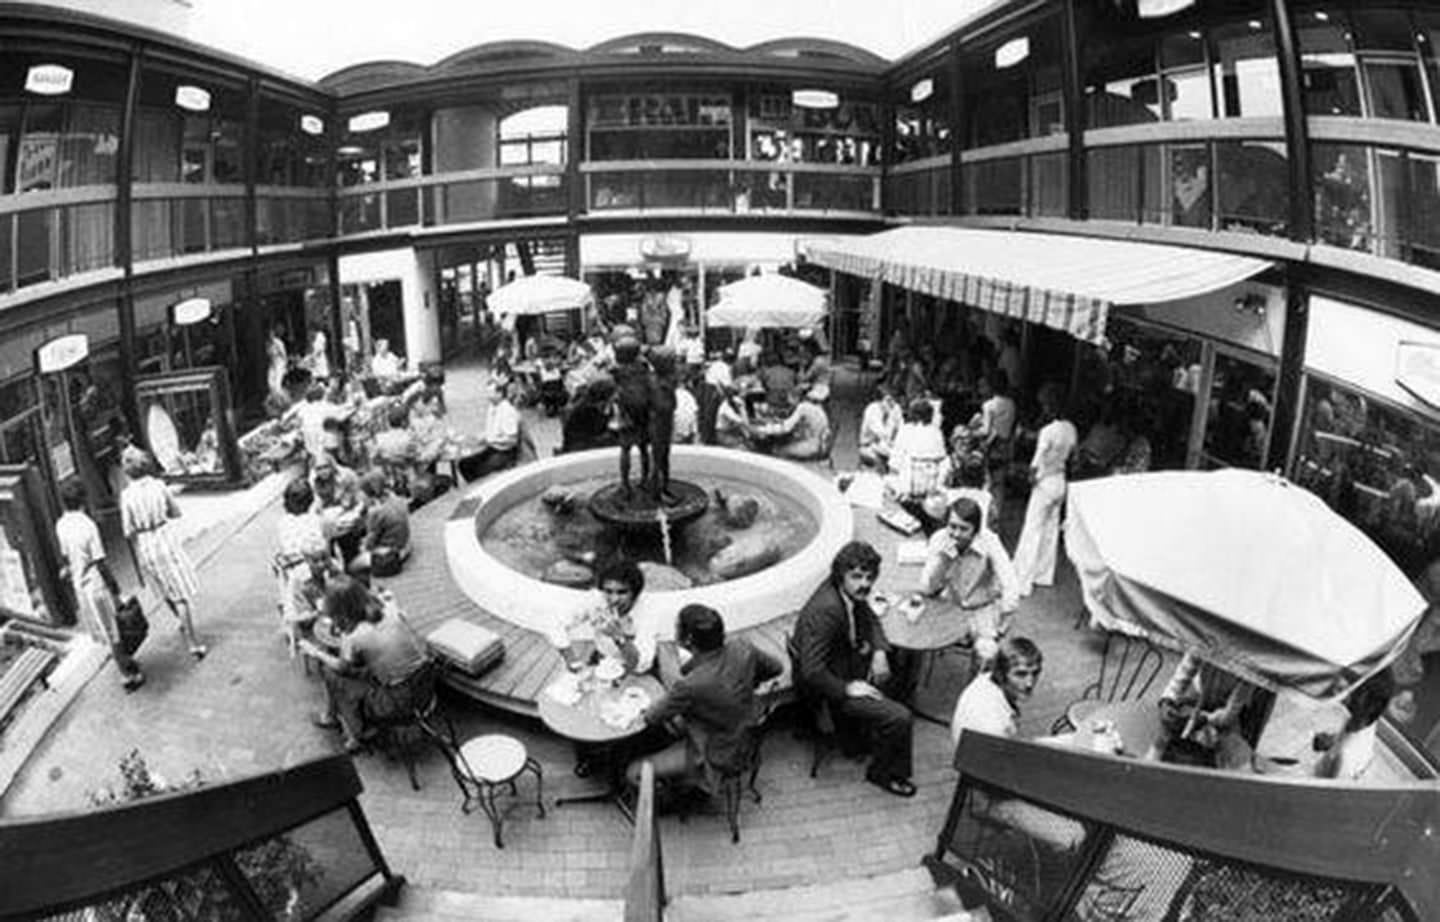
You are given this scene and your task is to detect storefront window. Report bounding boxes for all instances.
[1092,317,1200,472]
[1211,20,1282,118]
[257,94,329,188]
[1293,376,1440,752]
[747,89,879,165]
[964,15,1064,149]
[1299,21,1363,116]
[1216,140,1288,234]
[588,89,733,160]
[1202,350,1275,470]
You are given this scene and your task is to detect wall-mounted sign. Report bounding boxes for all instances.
[347,110,390,133]
[910,78,935,104]
[175,85,211,112]
[1396,341,1440,409]
[300,114,325,136]
[1139,0,1197,17]
[35,333,89,374]
[640,235,692,261]
[995,37,1031,69]
[791,89,839,110]
[25,64,73,96]
[172,297,213,326]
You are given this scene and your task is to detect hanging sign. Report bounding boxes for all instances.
[1396,341,1440,410]
[25,64,73,96]
[300,114,325,136]
[347,110,390,133]
[995,37,1031,69]
[792,89,839,110]
[35,333,89,374]
[1139,0,1197,17]
[910,78,935,103]
[172,297,213,326]
[174,85,211,112]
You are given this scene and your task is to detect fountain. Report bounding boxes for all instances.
[444,445,853,636]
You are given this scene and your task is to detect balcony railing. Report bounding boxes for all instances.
[256,187,332,247]
[0,186,117,294]
[132,183,250,264]
[1083,121,1289,236]
[581,160,881,216]
[336,165,569,235]
[958,136,1070,219]
[885,155,953,217]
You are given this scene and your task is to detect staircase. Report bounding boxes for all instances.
[374,868,976,922]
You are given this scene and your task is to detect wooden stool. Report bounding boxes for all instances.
[456,734,545,848]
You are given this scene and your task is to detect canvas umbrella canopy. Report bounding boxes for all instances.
[1065,468,1425,699]
[707,274,827,328]
[488,274,593,316]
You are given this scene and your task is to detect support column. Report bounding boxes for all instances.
[115,46,143,439]
[949,46,966,216]
[1266,271,1310,473]
[1061,0,1087,220]
[1271,0,1314,243]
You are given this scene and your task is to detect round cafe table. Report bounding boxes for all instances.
[539,669,665,820]
[1065,699,1256,772]
[874,594,977,726]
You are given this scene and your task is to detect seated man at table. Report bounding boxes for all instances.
[1157,651,1273,769]
[456,375,521,481]
[858,383,902,470]
[919,496,1019,667]
[626,603,783,795]
[793,541,917,797]
[546,559,669,676]
[312,456,366,565]
[311,576,430,753]
[759,386,830,461]
[713,385,753,450]
[349,470,411,578]
[951,637,1086,851]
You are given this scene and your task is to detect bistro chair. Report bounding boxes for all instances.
[440,733,546,848]
[785,634,836,778]
[365,658,457,791]
[1051,630,1165,734]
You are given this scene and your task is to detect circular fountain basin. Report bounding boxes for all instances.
[444,445,854,637]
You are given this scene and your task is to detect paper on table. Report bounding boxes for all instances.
[546,673,583,707]
[895,539,929,566]
[600,689,650,728]
[842,471,886,509]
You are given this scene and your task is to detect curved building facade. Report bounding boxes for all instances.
[2,0,1440,751]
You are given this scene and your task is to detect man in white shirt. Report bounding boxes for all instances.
[858,383,901,469]
[920,496,1018,665]
[951,637,1085,853]
[371,339,403,378]
[546,560,669,676]
[457,376,521,481]
[975,371,1017,455]
[1013,385,1078,596]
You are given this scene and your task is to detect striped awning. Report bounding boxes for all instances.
[802,227,1274,344]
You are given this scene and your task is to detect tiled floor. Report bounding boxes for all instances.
[1,355,1117,899]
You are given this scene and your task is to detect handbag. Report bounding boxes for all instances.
[115,595,149,657]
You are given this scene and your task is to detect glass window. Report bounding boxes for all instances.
[964,14,1065,147]
[1292,376,1440,757]
[1212,22,1282,117]
[589,90,734,161]
[1202,350,1275,469]
[1168,143,1211,228]
[1215,140,1289,235]
[257,95,329,188]
[1087,41,1161,128]
[1299,23,1362,116]
[498,105,568,167]
[1349,9,1418,53]
[893,71,951,163]
[746,90,878,165]
[1313,143,1373,250]
[1363,59,1429,121]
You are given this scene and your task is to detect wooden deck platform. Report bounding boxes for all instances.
[381,491,806,717]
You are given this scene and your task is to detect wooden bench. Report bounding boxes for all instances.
[0,646,58,730]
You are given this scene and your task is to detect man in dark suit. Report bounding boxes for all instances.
[792,541,916,797]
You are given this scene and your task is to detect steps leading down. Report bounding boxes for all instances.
[374,868,976,922]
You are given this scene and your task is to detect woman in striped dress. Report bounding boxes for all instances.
[120,447,206,659]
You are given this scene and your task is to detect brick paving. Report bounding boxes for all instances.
[1,356,1114,900]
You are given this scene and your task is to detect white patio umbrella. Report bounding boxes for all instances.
[707,274,828,328]
[1065,468,1425,699]
[488,274,593,316]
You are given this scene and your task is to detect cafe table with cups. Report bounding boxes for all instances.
[539,641,665,819]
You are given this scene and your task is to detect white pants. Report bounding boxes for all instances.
[1013,474,1066,595]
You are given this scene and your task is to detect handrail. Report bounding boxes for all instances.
[1307,115,1440,153]
[131,181,248,201]
[888,154,952,175]
[0,184,117,216]
[1083,117,1287,149]
[948,733,1440,919]
[959,134,1069,164]
[579,158,881,176]
[0,754,391,918]
[622,760,665,922]
[335,163,567,194]
[254,184,332,200]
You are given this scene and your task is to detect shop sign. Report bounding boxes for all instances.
[25,64,73,96]
[910,78,934,104]
[172,297,212,326]
[300,114,325,136]
[640,235,692,261]
[16,135,57,192]
[995,37,1030,69]
[35,333,89,374]
[348,110,390,133]
[174,85,211,112]
[1396,341,1440,409]
[792,89,839,110]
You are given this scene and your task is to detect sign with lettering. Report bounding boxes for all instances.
[300,114,325,136]
[16,135,57,192]
[25,64,73,96]
[35,333,89,374]
[1396,341,1440,409]
[172,297,212,326]
[174,85,211,112]
[348,111,390,133]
